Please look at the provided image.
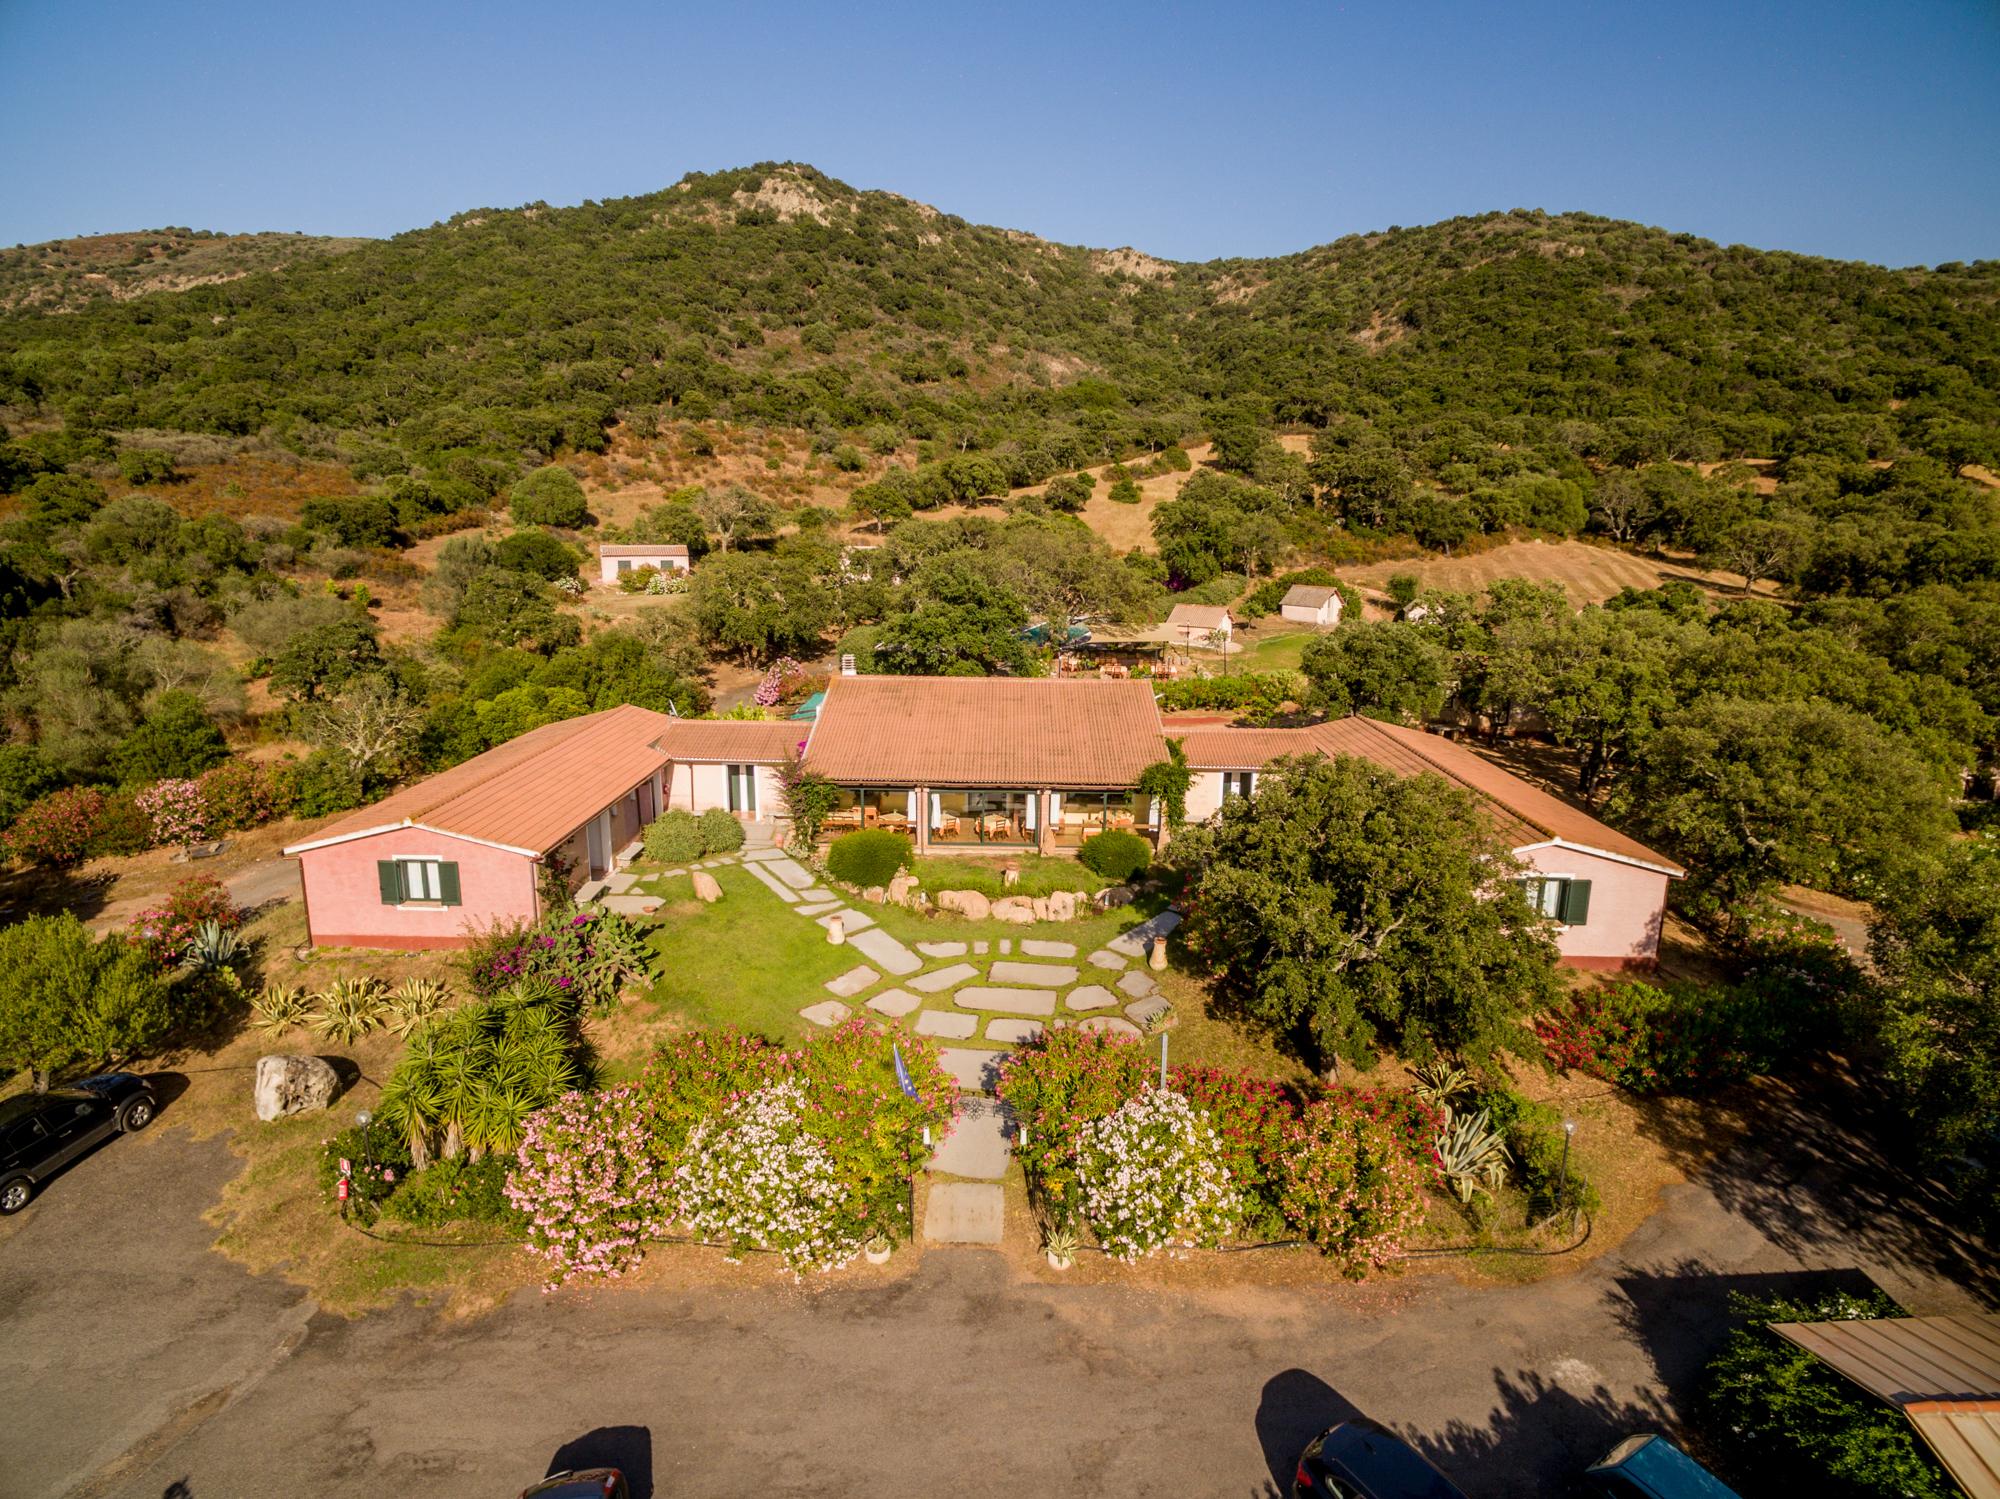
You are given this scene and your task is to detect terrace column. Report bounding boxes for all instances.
[914,787,929,854]
[1037,790,1055,856]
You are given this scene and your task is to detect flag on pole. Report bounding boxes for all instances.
[893,1042,918,1099]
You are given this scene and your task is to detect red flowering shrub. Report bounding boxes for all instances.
[197,759,290,831]
[1168,1064,1298,1231]
[4,785,106,866]
[126,874,244,970]
[641,1028,789,1157]
[1533,979,1819,1095]
[88,789,156,857]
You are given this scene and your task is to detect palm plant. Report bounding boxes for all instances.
[309,977,389,1043]
[251,982,312,1034]
[376,982,582,1167]
[385,977,454,1037]
[1434,1107,1510,1205]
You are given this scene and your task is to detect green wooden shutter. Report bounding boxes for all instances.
[437,861,461,906]
[377,860,402,904]
[1560,879,1593,926]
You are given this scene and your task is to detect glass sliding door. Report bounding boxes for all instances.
[726,764,758,816]
[928,790,1037,847]
[822,786,918,838]
[1050,790,1149,846]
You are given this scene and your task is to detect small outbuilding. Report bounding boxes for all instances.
[598,543,690,585]
[1279,584,1343,627]
[1166,603,1233,641]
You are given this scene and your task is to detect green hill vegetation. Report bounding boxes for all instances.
[0,227,366,315]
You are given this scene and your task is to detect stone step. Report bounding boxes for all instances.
[741,862,801,902]
[935,1047,1010,1092]
[824,964,879,998]
[848,926,919,974]
[1020,939,1077,958]
[929,1098,1012,1179]
[986,1018,1043,1045]
[864,987,923,1019]
[799,1000,852,1028]
[991,960,1078,986]
[765,856,818,890]
[909,962,978,993]
[1064,984,1120,1012]
[1107,909,1181,958]
[1078,1015,1143,1040]
[916,1010,977,1040]
[924,1182,1004,1245]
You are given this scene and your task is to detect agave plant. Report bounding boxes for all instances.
[385,977,454,1037]
[1410,1057,1474,1111]
[309,977,390,1044]
[1434,1107,1510,1206]
[1041,1222,1080,1266]
[179,919,244,976]
[251,982,312,1033]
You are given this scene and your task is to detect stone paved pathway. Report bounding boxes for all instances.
[708,850,1182,1248]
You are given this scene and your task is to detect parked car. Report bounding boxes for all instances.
[0,1073,158,1214]
[520,1471,629,1499]
[1293,1420,1469,1498]
[1586,1434,1740,1498]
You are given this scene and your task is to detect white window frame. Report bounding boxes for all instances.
[394,855,447,905]
[1522,874,1572,920]
[616,558,632,574]
[1223,771,1257,800]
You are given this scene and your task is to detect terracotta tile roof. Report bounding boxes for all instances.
[653,718,806,763]
[599,543,689,558]
[287,705,672,858]
[1772,1314,2000,1499]
[1167,603,1231,629]
[1282,584,1339,608]
[1173,717,1683,873]
[803,676,1167,788]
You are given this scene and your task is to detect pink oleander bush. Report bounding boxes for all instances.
[196,759,291,831]
[508,1086,669,1289]
[671,1079,859,1273]
[137,777,207,852]
[1277,1097,1429,1271]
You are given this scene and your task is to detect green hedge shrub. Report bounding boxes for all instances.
[1078,829,1151,881]
[644,810,704,864]
[379,1156,521,1229]
[1484,1089,1601,1222]
[698,807,745,854]
[508,466,588,528]
[826,828,914,887]
[1703,1291,1959,1498]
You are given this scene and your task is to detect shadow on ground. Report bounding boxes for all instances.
[546,1425,654,1499]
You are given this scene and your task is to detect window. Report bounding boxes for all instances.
[616,558,632,574]
[377,857,461,907]
[1523,876,1591,925]
[727,764,758,815]
[1222,771,1256,800]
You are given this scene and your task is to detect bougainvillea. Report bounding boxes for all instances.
[1167,1064,1298,1231]
[137,778,207,853]
[508,1086,668,1289]
[3,785,107,867]
[1532,980,1811,1095]
[1277,1097,1428,1270]
[751,656,803,708]
[465,906,653,1010]
[1074,1088,1241,1261]
[126,874,244,971]
[672,1080,861,1274]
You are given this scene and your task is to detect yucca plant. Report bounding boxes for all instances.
[251,982,312,1033]
[1434,1107,1510,1205]
[309,976,390,1043]
[1411,1057,1474,1111]
[385,977,454,1037]
[1041,1222,1080,1268]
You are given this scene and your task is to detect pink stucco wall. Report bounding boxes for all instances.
[298,825,539,949]
[666,761,781,821]
[1519,843,1670,968]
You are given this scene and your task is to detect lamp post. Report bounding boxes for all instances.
[1557,1118,1577,1230]
[355,1109,375,1184]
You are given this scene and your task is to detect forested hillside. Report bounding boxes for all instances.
[0,228,365,315]
[4,163,1996,488]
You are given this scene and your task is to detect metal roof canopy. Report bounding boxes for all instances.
[1770,1312,2000,1499]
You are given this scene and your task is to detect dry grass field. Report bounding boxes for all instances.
[1337,537,1779,608]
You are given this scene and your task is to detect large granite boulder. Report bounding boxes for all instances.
[887,872,919,906]
[1046,889,1078,921]
[691,870,723,903]
[937,889,991,920]
[254,1054,340,1122]
[990,896,1036,925]
[1095,884,1134,910]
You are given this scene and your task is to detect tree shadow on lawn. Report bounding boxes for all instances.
[1626,1060,2000,1308]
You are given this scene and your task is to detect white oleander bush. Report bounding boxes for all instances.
[1073,1087,1240,1261]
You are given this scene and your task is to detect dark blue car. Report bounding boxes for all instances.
[1293,1420,1469,1498]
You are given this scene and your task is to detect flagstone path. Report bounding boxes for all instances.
[651,845,1178,1246]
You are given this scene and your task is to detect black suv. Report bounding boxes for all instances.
[0,1073,158,1213]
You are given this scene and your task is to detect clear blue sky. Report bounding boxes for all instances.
[3,0,1997,268]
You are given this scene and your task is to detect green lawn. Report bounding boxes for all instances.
[1230,625,1321,673]
[912,853,1108,901]
[638,864,872,1042]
